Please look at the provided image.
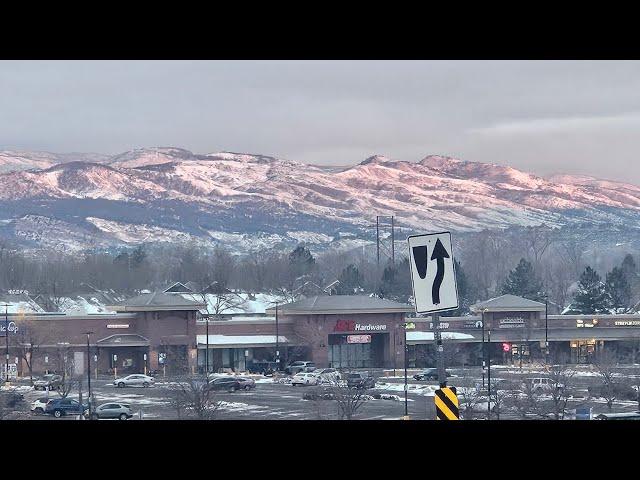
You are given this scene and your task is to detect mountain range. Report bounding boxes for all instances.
[1,147,639,254]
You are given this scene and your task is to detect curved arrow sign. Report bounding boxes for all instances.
[408,231,458,314]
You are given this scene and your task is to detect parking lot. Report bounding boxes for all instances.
[3,364,639,420]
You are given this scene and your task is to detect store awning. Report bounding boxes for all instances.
[196,334,291,349]
[406,331,475,344]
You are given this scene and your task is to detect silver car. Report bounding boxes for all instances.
[114,374,155,388]
[95,402,133,420]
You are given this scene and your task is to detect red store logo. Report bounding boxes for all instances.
[334,320,356,332]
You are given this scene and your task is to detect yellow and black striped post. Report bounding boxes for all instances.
[435,386,459,420]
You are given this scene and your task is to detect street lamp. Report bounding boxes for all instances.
[2,304,10,384]
[545,297,549,364]
[481,308,487,389]
[487,328,492,420]
[275,303,280,370]
[85,332,93,419]
[205,313,210,375]
[402,321,416,419]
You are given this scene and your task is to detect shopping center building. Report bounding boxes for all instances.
[3,292,640,377]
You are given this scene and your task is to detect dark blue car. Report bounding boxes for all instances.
[44,398,89,418]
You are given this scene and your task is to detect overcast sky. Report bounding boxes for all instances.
[1,60,639,182]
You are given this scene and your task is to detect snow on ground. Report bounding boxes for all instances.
[216,401,269,413]
[286,231,334,244]
[93,390,170,407]
[374,381,438,397]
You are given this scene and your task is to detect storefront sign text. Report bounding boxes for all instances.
[107,324,130,329]
[334,320,387,332]
[0,321,18,335]
[347,335,372,344]
[429,322,450,329]
[614,320,640,326]
[499,318,525,328]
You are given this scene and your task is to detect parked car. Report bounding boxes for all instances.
[45,398,89,418]
[594,411,640,420]
[313,368,341,383]
[345,373,376,389]
[588,382,637,401]
[292,372,320,386]
[31,397,50,414]
[95,402,133,420]
[303,386,336,400]
[413,368,452,381]
[114,374,155,388]
[34,374,63,391]
[285,361,316,375]
[207,376,242,392]
[236,377,256,390]
[524,377,564,393]
[247,360,277,376]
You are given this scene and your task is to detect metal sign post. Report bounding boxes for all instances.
[408,232,459,419]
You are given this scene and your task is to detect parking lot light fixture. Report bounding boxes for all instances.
[85,332,93,419]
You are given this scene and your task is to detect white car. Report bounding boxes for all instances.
[114,374,155,388]
[292,372,320,386]
[524,377,564,393]
[31,397,50,415]
[313,368,341,384]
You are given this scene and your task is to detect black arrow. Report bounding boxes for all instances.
[430,238,450,304]
[412,246,428,279]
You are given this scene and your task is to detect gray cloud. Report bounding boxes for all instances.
[0,60,639,182]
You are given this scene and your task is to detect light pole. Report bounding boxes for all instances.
[2,304,10,384]
[487,328,492,420]
[275,303,280,370]
[85,332,93,419]
[545,297,549,365]
[481,309,486,389]
[404,324,408,418]
[205,315,209,375]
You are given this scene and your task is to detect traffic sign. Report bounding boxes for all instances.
[434,386,459,420]
[408,232,458,314]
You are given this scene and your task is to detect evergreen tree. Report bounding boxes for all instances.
[621,254,637,281]
[572,266,609,314]
[288,245,315,279]
[604,266,631,312]
[130,246,147,269]
[501,258,544,301]
[379,257,412,302]
[335,264,363,295]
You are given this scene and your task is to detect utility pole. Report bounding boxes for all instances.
[2,304,10,384]
[391,216,395,265]
[376,216,380,265]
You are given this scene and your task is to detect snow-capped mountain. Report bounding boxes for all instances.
[1,148,640,254]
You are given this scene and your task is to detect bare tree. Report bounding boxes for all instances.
[11,313,48,385]
[524,226,554,266]
[545,363,575,420]
[325,376,370,420]
[169,376,221,420]
[592,349,620,411]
